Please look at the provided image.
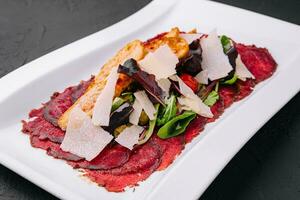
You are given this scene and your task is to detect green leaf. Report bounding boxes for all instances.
[121,92,134,102]
[157,111,196,139]
[111,93,134,112]
[156,95,177,126]
[138,104,160,145]
[111,97,125,112]
[204,90,219,107]
[222,74,238,85]
[220,35,232,53]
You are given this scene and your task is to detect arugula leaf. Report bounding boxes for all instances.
[198,81,218,101]
[204,90,219,107]
[222,74,238,85]
[111,92,134,112]
[220,35,232,53]
[121,92,134,102]
[156,95,177,126]
[138,104,160,145]
[157,111,196,139]
[111,97,125,112]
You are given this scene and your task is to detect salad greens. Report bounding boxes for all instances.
[121,92,134,101]
[111,97,125,112]
[204,90,219,106]
[113,124,127,137]
[113,36,238,141]
[222,74,238,85]
[139,110,150,126]
[220,35,232,53]
[111,92,134,112]
[198,80,218,101]
[221,35,238,68]
[204,82,219,107]
[138,104,160,144]
[156,95,177,126]
[157,111,196,139]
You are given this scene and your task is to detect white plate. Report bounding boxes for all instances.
[0,0,299,199]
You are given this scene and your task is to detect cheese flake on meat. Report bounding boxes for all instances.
[157,78,171,96]
[133,90,156,120]
[177,75,197,99]
[177,76,213,118]
[115,125,144,150]
[195,69,209,84]
[92,67,118,126]
[129,99,143,125]
[235,55,255,81]
[177,96,213,118]
[200,30,233,80]
[139,44,178,79]
[169,74,178,82]
[180,33,202,44]
[61,106,113,161]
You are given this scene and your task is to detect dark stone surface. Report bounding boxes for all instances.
[0,0,299,199]
[0,0,151,78]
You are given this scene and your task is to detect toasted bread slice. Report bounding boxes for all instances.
[143,27,189,58]
[58,40,146,130]
[58,27,189,130]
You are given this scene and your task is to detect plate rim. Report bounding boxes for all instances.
[0,0,300,200]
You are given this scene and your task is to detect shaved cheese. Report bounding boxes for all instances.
[92,67,118,126]
[180,33,202,44]
[177,75,196,99]
[200,30,233,80]
[61,106,113,161]
[195,70,209,84]
[169,74,178,82]
[115,125,144,150]
[129,99,143,125]
[177,96,213,118]
[134,90,156,120]
[176,76,213,118]
[235,55,255,81]
[139,45,178,79]
[157,78,171,95]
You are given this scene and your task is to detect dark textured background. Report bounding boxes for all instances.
[0,0,299,199]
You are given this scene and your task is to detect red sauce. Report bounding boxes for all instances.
[21,42,277,192]
[143,32,167,47]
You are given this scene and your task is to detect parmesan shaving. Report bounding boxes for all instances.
[115,125,144,150]
[134,90,156,120]
[129,99,143,125]
[177,75,196,99]
[61,106,113,161]
[92,67,118,126]
[139,45,178,79]
[200,29,233,80]
[176,76,213,118]
[195,69,209,84]
[157,78,171,96]
[169,74,178,82]
[177,96,213,118]
[235,55,255,81]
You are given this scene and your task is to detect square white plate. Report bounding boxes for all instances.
[0,0,299,199]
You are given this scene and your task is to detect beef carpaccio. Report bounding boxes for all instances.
[22,27,277,192]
